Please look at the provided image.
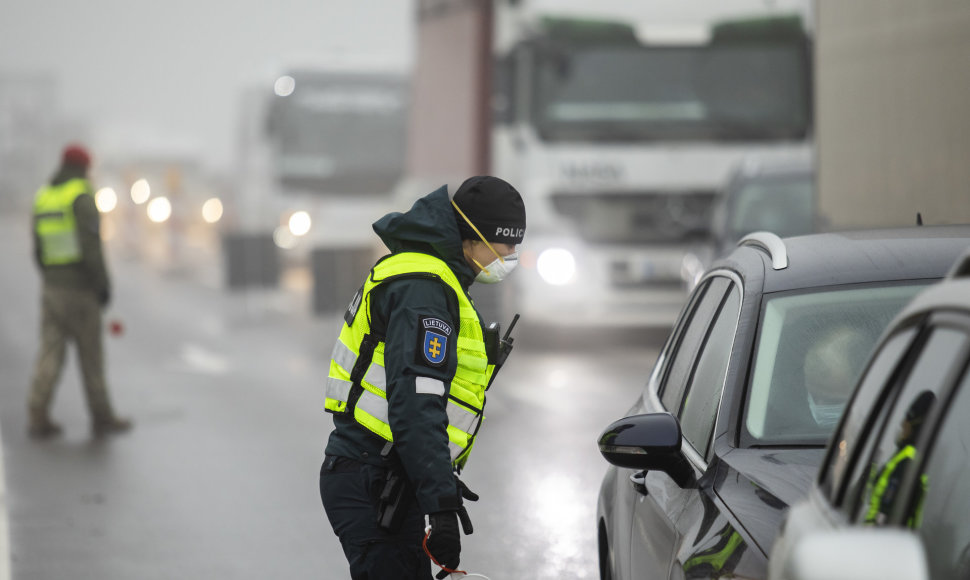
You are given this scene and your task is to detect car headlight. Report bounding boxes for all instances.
[537,248,576,286]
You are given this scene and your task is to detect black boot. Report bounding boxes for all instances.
[28,416,63,439]
[92,416,133,438]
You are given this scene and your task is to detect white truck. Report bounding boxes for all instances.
[262,64,408,254]
[488,0,814,327]
[230,63,409,310]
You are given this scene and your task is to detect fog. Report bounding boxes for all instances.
[0,0,413,173]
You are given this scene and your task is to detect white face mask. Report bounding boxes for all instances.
[807,392,843,428]
[475,252,518,284]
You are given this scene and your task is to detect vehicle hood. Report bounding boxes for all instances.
[714,447,825,557]
[371,185,476,288]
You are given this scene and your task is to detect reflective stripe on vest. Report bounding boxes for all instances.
[865,444,916,524]
[33,178,89,265]
[324,252,494,468]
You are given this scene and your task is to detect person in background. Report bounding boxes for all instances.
[319,176,526,579]
[28,144,132,439]
[803,324,872,430]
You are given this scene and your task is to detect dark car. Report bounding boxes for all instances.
[710,157,816,260]
[768,248,970,580]
[596,226,970,580]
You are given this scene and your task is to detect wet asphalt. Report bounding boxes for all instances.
[0,214,664,580]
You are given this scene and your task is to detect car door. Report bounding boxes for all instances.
[841,325,969,527]
[670,282,746,580]
[838,314,970,579]
[630,274,741,578]
[903,332,970,579]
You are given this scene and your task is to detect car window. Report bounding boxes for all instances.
[744,283,925,446]
[680,284,741,459]
[849,327,968,525]
[819,328,917,504]
[660,277,729,413]
[912,363,970,580]
[657,281,708,409]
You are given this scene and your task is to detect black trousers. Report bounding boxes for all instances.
[320,455,432,580]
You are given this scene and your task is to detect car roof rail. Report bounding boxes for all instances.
[739,231,789,270]
[947,247,970,279]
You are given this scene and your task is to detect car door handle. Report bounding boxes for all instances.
[629,470,648,496]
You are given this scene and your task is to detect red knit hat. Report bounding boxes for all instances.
[62,144,92,169]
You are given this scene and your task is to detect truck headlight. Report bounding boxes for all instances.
[537,248,576,286]
[288,210,311,236]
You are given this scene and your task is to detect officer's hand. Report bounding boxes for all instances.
[456,476,479,502]
[426,511,461,578]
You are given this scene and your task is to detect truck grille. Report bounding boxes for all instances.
[551,190,715,244]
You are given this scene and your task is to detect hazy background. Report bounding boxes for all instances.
[0,0,414,173]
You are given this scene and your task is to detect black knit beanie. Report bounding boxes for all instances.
[452,176,526,245]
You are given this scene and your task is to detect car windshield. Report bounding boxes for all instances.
[744,283,928,446]
[729,174,814,239]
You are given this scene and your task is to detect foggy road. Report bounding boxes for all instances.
[0,214,665,580]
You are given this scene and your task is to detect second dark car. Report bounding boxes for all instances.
[597,226,970,580]
[769,248,970,580]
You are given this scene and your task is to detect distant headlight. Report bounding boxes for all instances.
[288,211,311,236]
[95,187,118,213]
[201,198,223,224]
[146,197,172,223]
[273,226,297,249]
[537,248,576,286]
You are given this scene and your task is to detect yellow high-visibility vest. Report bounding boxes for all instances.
[34,178,90,266]
[325,252,494,469]
[865,444,915,524]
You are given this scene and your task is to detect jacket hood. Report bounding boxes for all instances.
[372,185,476,287]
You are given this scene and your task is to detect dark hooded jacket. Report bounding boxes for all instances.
[32,164,111,302]
[324,185,480,515]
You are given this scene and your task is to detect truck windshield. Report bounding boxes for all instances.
[264,71,408,194]
[532,43,810,142]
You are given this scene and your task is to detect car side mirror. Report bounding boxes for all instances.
[597,412,695,488]
[782,529,928,580]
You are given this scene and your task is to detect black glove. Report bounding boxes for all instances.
[454,476,478,535]
[456,476,479,503]
[426,510,461,578]
[97,287,110,307]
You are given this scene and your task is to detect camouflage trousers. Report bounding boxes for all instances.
[29,285,116,423]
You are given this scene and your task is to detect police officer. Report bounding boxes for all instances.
[319,176,525,579]
[28,144,132,439]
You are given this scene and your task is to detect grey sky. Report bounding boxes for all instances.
[0,0,414,173]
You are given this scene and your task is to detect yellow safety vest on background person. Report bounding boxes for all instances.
[34,178,90,266]
[325,252,494,469]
